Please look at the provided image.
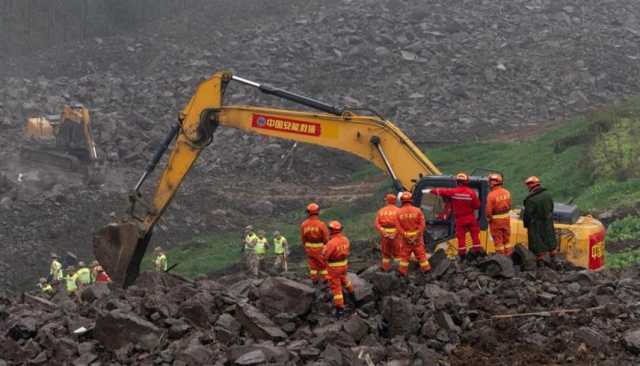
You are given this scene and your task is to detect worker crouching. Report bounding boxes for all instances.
[375,193,401,271]
[397,192,431,275]
[323,220,354,319]
[301,203,329,284]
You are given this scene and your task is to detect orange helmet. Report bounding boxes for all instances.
[328,220,343,233]
[488,173,503,184]
[524,176,540,186]
[455,172,469,184]
[306,203,320,215]
[400,191,413,203]
[385,193,396,205]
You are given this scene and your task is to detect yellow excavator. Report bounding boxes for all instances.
[22,104,98,171]
[94,70,606,287]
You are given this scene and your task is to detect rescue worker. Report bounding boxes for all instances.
[396,192,431,275]
[300,202,330,284]
[89,260,100,283]
[428,173,482,260]
[64,266,79,296]
[523,176,558,267]
[75,261,92,286]
[322,220,354,318]
[243,226,259,275]
[273,230,289,272]
[94,266,112,283]
[38,277,54,296]
[153,247,168,272]
[486,174,512,255]
[49,253,63,282]
[375,193,400,271]
[254,230,269,276]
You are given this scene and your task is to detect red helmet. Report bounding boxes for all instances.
[456,172,469,184]
[400,191,412,203]
[488,173,503,184]
[328,220,343,233]
[524,176,540,186]
[306,203,320,215]
[385,193,396,205]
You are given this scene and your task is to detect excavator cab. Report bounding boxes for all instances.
[412,175,490,253]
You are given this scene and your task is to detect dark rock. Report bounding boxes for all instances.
[347,273,374,303]
[235,303,287,341]
[575,327,609,349]
[166,318,191,339]
[381,296,420,337]
[478,255,515,278]
[320,344,343,366]
[80,283,111,302]
[7,316,38,340]
[428,249,451,279]
[235,349,267,365]
[434,311,461,334]
[423,284,460,310]
[176,344,214,366]
[361,269,405,295]
[257,277,314,316]
[342,314,369,342]
[179,301,210,327]
[512,244,537,271]
[72,352,98,366]
[623,329,640,354]
[94,309,164,351]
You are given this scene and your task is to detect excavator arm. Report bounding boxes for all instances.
[94,70,439,287]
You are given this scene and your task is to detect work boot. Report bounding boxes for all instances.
[458,253,467,263]
[335,308,345,319]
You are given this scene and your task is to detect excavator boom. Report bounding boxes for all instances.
[95,70,439,287]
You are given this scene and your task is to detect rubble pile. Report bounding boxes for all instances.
[2,250,640,365]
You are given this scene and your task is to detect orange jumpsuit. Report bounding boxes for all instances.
[375,203,400,271]
[323,232,353,309]
[396,202,431,276]
[486,185,512,255]
[300,215,329,282]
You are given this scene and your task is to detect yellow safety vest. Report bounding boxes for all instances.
[273,236,287,254]
[76,268,91,285]
[245,233,258,249]
[65,274,78,293]
[255,237,268,255]
[155,254,167,271]
[50,260,63,281]
[39,283,54,294]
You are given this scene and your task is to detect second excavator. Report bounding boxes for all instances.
[94,70,606,287]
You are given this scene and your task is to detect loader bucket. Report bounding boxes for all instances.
[93,221,151,288]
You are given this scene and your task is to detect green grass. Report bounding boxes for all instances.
[158,98,640,276]
[607,249,640,269]
[606,216,640,242]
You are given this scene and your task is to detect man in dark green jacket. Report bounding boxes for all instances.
[523,176,558,266]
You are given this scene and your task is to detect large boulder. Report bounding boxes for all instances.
[94,309,164,351]
[381,296,420,337]
[478,255,515,278]
[361,268,405,296]
[235,303,287,341]
[624,329,640,354]
[257,277,315,316]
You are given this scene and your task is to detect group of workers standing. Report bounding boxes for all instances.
[243,227,290,276]
[295,172,558,318]
[42,253,112,298]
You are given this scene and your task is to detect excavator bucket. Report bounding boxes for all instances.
[93,221,151,288]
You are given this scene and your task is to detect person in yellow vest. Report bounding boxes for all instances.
[253,230,269,277]
[64,266,79,299]
[38,277,54,296]
[154,247,168,272]
[49,253,64,283]
[272,230,289,272]
[75,261,92,286]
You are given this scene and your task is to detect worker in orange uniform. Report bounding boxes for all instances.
[323,220,354,318]
[375,193,400,271]
[427,173,482,260]
[486,174,512,255]
[396,192,431,275]
[300,203,329,284]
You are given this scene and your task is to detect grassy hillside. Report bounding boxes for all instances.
[155,98,640,277]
